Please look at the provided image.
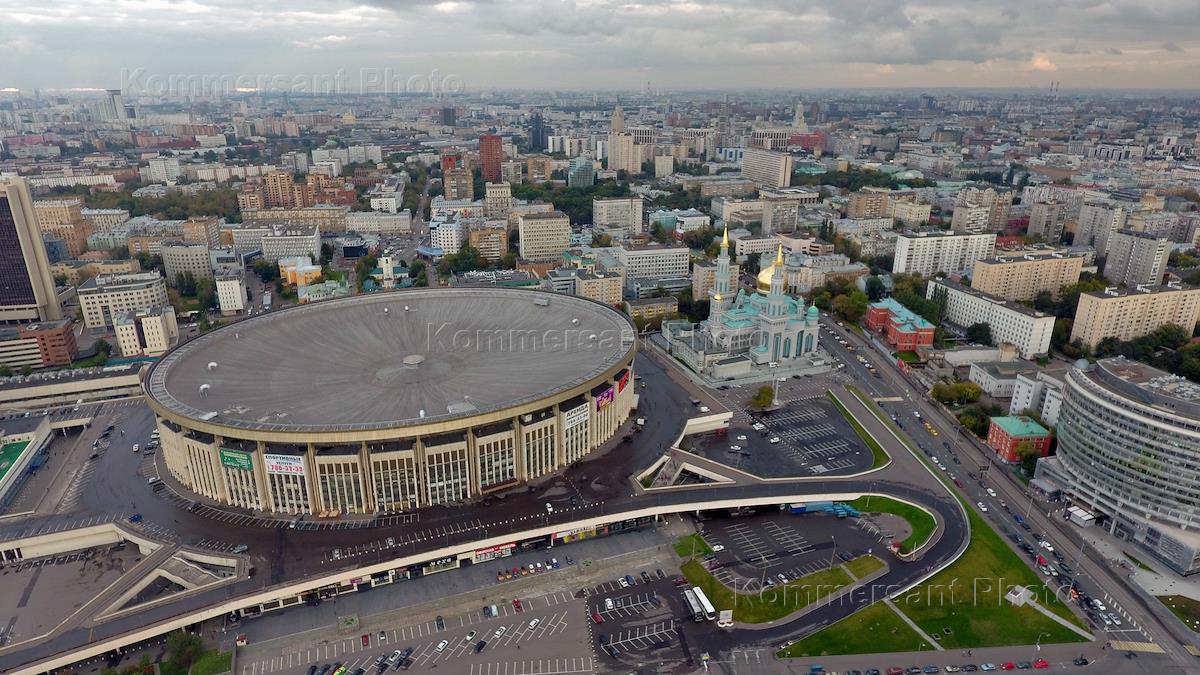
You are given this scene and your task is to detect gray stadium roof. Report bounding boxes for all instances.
[145,288,636,433]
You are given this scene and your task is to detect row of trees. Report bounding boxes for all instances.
[510,179,630,224]
[931,380,982,405]
[83,187,242,222]
[790,166,937,191]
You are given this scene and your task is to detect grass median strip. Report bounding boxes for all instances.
[844,554,886,579]
[673,533,712,558]
[837,385,1089,647]
[1159,595,1200,632]
[777,599,932,658]
[847,495,936,554]
[681,557,855,624]
[827,390,890,469]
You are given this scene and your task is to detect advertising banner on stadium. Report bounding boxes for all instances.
[219,448,253,471]
[264,454,306,476]
[617,370,630,393]
[563,402,589,429]
[595,386,615,411]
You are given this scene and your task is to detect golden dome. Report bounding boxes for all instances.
[756,264,775,293]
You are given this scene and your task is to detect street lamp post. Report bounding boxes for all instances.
[828,535,837,568]
[1032,631,1050,662]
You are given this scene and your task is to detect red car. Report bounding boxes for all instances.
[592,611,604,624]
[360,634,370,647]
[1000,662,1016,671]
[1033,658,1049,669]
[673,577,689,587]
[512,599,522,612]
[886,668,904,675]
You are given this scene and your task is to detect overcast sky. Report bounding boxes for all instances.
[2,0,1198,94]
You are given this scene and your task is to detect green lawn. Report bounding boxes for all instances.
[778,600,931,658]
[897,351,920,364]
[190,650,232,675]
[1159,595,1200,632]
[681,558,854,624]
[847,495,937,554]
[827,390,890,469]
[845,554,886,579]
[843,385,1089,647]
[673,533,712,558]
[1124,552,1154,572]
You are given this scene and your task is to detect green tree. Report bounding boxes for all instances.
[749,385,775,410]
[1012,440,1042,477]
[832,289,869,323]
[0,365,11,377]
[865,276,886,301]
[965,322,993,346]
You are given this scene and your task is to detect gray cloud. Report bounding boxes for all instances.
[0,0,1195,91]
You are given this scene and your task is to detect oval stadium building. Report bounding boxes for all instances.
[144,289,638,515]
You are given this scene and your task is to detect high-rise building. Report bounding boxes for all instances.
[479,134,503,183]
[467,223,509,262]
[957,186,1012,231]
[593,197,644,235]
[32,197,91,257]
[892,231,996,277]
[1103,230,1170,288]
[484,182,513,217]
[0,177,61,323]
[1070,284,1200,349]
[610,105,625,133]
[568,156,595,188]
[443,168,473,201]
[1027,200,1068,242]
[518,211,571,262]
[608,132,638,176]
[740,149,794,189]
[1077,201,1127,254]
[1036,358,1200,574]
[526,112,548,152]
[846,188,892,219]
[439,107,456,126]
[950,203,990,234]
[103,89,129,121]
[972,252,1085,302]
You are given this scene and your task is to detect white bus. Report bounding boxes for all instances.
[692,587,717,621]
[682,589,705,622]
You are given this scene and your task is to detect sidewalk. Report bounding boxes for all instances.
[781,640,1109,674]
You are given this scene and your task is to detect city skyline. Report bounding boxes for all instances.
[1,0,1198,92]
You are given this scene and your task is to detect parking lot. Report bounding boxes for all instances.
[699,510,892,590]
[583,565,700,672]
[240,590,589,675]
[682,394,873,479]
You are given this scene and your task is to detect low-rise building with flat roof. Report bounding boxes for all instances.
[987,415,1052,463]
[864,298,935,351]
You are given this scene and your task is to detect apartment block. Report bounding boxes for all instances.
[1027,201,1068,242]
[162,241,214,284]
[846,187,891,219]
[78,272,170,331]
[484,182,513,217]
[1070,284,1200,349]
[740,149,793,189]
[893,231,996,276]
[1103,230,1170,288]
[616,243,690,280]
[928,279,1055,359]
[972,252,1085,302]
[593,197,644,234]
[891,200,931,227]
[467,223,509,262]
[518,211,571,262]
[114,305,178,358]
[215,272,246,316]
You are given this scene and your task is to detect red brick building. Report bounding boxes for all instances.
[865,299,935,351]
[986,415,1052,463]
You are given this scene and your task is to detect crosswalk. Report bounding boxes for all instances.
[57,461,98,513]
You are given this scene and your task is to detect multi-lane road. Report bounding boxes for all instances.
[819,317,1198,671]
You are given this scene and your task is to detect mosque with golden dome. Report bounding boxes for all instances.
[663,225,821,379]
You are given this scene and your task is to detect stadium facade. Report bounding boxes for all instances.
[145,289,637,515]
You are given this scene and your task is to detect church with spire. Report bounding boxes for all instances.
[664,225,821,379]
